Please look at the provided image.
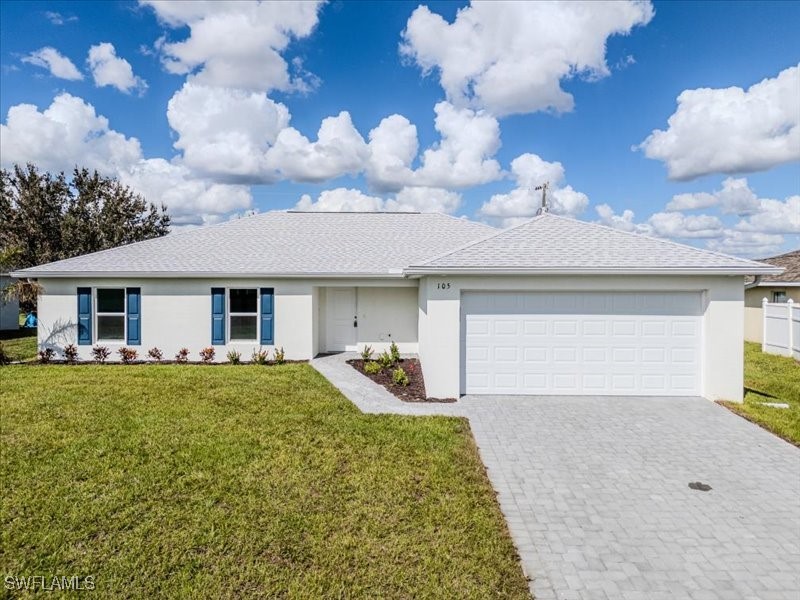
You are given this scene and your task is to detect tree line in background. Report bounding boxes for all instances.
[1,164,171,309]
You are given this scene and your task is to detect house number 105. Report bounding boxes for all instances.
[437,282,451,290]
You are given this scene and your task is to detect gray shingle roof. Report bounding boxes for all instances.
[407,213,780,275]
[15,211,495,277]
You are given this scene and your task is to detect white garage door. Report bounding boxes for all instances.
[463,291,702,396]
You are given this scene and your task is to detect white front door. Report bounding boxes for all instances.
[326,287,357,351]
[463,291,703,396]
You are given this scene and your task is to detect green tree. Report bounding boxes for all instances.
[1,164,171,308]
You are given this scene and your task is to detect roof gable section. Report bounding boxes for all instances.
[409,213,780,273]
[14,211,496,277]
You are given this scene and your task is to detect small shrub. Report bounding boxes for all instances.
[0,343,10,366]
[147,347,164,362]
[392,367,409,386]
[251,348,269,365]
[175,348,189,363]
[38,348,56,364]
[364,360,382,375]
[63,344,79,364]
[378,351,394,369]
[227,349,241,364]
[92,345,111,363]
[273,347,285,365]
[118,347,138,364]
[360,344,374,361]
[199,347,215,363]
[389,341,401,364]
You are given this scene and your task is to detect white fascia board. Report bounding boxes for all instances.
[403,266,784,276]
[9,270,406,279]
[747,281,800,287]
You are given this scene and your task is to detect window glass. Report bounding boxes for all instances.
[97,288,125,313]
[230,289,257,313]
[773,291,787,303]
[230,316,257,340]
[97,315,125,340]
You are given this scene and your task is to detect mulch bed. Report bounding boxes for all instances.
[347,358,456,403]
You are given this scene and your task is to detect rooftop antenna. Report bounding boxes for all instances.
[535,181,549,215]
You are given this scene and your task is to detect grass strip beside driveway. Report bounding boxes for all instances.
[1,364,529,598]
[719,342,800,446]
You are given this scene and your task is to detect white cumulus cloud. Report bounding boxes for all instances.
[638,64,800,180]
[706,232,786,258]
[166,82,290,181]
[366,114,419,191]
[596,178,799,257]
[365,102,504,191]
[478,153,589,227]
[400,0,653,116]
[295,186,462,214]
[265,112,370,182]
[0,93,252,225]
[88,43,147,95]
[141,0,323,92]
[21,47,83,80]
[666,177,762,215]
[411,101,502,188]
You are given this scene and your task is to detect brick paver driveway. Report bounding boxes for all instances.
[465,395,800,600]
[312,354,800,599]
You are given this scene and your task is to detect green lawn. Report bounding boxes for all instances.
[0,364,529,598]
[720,342,800,446]
[0,328,36,362]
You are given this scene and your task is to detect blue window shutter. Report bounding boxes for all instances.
[260,288,274,345]
[126,288,141,345]
[211,288,225,345]
[77,287,92,345]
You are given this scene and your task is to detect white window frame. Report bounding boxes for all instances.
[228,288,259,343]
[95,287,126,344]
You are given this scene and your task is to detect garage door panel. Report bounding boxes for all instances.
[494,346,518,362]
[582,347,608,362]
[463,291,702,396]
[466,318,490,335]
[582,320,607,336]
[523,347,548,362]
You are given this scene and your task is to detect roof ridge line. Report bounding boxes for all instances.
[410,214,547,267]
[546,212,774,268]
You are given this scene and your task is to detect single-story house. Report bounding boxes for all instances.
[744,249,800,343]
[12,211,780,401]
[0,273,20,331]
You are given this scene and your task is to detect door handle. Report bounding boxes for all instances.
[353,316,358,328]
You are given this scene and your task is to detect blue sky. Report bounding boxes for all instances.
[1,0,798,257]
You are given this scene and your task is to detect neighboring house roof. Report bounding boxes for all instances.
[12,211,779,279]
[406,213,781,276]
[12,212,495,278]
[745,249,800,286]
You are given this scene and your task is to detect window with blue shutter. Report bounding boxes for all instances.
[126,288,141,345]
[77,287,92,345]
[260,288,274,345]
[211,288,225,344]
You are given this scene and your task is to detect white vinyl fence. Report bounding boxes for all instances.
[762,298,800,360]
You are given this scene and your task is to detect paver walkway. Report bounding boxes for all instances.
[311,353,800,600]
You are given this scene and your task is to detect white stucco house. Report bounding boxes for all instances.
[12,211,780,401]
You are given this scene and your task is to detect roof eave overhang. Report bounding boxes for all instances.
[745,281,800,288]
[9,270,407,280]
[403,266,784,277]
